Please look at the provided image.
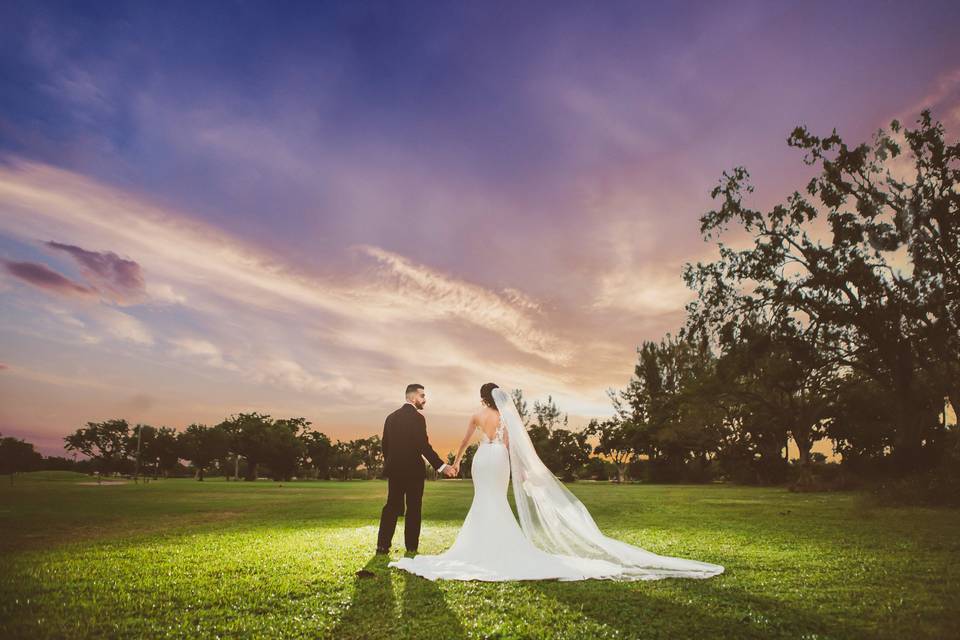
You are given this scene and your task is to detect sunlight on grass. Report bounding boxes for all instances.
[1,476,957,639]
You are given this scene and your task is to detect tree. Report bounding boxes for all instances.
[611,334,723,481]
[64,419,131,474]
[301,430,333,479]
[526,397,561,473]
[128,424,179,479]
[0,434,43,483]
[548,428,592,481]
[264,418,308,481]
[228,413,273,481]
[178,424,229,480]
[215,417,242,480]
[129,423,156,479]
[708,315,837,467]
[824,372,901,475]
[525,395,590,481]
[585,418,636,482]
[354,435,383,478]
[684,110,957,473]
[151,427,181,478]
[511,388,531,427]
[330,440,362,480]
[533,395,567,432]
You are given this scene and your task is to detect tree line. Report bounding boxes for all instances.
[53,413,388,481]
[1,394,625,484]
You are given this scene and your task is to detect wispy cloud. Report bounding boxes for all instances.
[168,337,237,371]
[899,66,960,127]
[89,306,154,345]
[356,245,570,364]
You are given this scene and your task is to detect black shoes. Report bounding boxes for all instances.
[375,546,417,555]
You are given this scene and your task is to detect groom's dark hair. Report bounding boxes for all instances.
[405,383,424,396]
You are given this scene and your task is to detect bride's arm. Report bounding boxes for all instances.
[453,415,477,470]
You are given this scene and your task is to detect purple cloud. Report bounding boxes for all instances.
[2,259,94,297]
[46,241,145,303]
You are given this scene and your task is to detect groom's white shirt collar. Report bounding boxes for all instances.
[403,400,447,472]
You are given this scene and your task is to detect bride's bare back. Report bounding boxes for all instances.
[474,405,505,443]
[452,405,508,472]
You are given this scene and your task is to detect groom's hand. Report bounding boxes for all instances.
[442,466,457,477]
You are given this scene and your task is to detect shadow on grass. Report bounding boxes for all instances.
[325,554,465,640]
[527,574,866,639]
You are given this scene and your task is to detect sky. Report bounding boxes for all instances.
[1,0,958,457]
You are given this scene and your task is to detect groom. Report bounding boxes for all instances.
[376,383,456,554]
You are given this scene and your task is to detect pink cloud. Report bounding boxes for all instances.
[45,241,146,304]
[2,259,94,298]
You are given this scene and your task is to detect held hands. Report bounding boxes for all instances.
[442,465,458,478]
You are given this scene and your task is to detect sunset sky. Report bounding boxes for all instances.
[1,1,959,456]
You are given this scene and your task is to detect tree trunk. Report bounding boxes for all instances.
[887,337,928,473]
[616,464,627,483]
[793,430,812,466]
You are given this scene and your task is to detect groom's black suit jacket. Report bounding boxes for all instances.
[382,403,445,479]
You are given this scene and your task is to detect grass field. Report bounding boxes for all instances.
[0,472,957,639]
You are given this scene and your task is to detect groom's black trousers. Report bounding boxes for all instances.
[377,474,425,551]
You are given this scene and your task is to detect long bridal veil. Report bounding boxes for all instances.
[491,388,724,580]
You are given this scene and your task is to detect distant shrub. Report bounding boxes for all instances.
[788,461,859,492]
[576,457,614,481]
[862,430,960,507]
[628,458,719,484]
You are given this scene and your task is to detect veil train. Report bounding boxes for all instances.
[492,387,724,580]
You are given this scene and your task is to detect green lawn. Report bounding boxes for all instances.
[0,472,957,639]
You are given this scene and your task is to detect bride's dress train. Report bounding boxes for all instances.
[389,389,724,582]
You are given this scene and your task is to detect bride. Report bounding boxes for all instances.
[389,383,724,581]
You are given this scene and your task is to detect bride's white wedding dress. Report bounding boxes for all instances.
[389,389,724,582]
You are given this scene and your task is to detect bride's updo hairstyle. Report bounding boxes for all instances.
[480,382,500,410]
